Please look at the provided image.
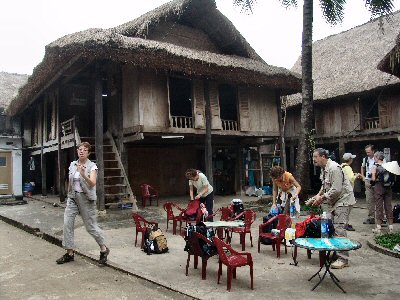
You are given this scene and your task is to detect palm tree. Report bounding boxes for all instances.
[234,0,395,191]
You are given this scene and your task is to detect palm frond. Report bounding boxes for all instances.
[232,0,257,14]
[278,0,298,9]
[319,0,346,25]
[365,0,395,18]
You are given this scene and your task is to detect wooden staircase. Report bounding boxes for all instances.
[81,134,137,210]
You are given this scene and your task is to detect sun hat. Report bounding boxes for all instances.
[342,153,356,161]
[382,161,400,175]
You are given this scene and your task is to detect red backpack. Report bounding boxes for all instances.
[295,213,321,238]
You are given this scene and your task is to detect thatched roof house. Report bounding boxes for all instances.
[0,72,28,111]
[378,32,400,77]
[287,10,400,107]
[7,0,301,116]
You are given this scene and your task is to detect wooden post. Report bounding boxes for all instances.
[57,89,66,202]
[290,145,295,173]
[275,91,287,170]
[41,100,47,196]
[204,79,213,184]
[94,64,105,211]
[338,139,345,163]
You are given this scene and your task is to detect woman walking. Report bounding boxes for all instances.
[56,142,109,264]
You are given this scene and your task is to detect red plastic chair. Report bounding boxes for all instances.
[185,232,218,280]
[163,202,185,235]
[212,236,254,291]
[258,214,292,258]
[131,212,158,248]
[180,200,202,230]
[229,210,257,250]
[139,184,159,207]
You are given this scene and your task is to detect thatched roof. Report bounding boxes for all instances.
[287,10,400,108]
[7,0,301,116]
[378,32,400,77]
[0,72,28,111]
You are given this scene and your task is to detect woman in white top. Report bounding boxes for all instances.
[185,168,214,220]
[56,142,109,265]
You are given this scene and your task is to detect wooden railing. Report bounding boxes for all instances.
[221,119,238,131]
[60,116,81,148]
[171,116,193,128]
[364,117,380,130]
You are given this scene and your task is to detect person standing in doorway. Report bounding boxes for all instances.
[361,144,376,224]
[185,169,214,220]
[56,142,109,265]
[312,148,356,269]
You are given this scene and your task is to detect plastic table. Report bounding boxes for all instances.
[293,237,362,293]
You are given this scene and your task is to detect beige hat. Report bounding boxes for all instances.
[382,161,400,176]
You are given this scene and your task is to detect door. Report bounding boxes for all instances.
[0,151,12,194]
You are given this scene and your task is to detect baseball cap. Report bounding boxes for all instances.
[343,153,356,161]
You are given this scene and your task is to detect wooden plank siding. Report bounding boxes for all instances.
[121,68,280,136]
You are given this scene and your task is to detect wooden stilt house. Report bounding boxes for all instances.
[7,0,301,209]
[284,11,400,191]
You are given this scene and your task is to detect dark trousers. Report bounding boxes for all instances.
[201,192,214,221]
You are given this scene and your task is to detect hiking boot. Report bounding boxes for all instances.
[331,259,349,269]
[363,218,375,224]
[345,224,355,231]
[56,253,74,264]
[99,247,110,265]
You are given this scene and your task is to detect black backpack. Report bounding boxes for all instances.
[260,213,278,245]
[393,204,400,223]
[231,199,245,220]
[304,219,335,238]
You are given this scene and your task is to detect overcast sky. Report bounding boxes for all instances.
[1,0,399,75]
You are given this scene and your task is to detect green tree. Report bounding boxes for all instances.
[234,0,395,191]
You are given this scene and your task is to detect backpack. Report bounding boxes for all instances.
[230,199,244,220]
[144,225,168,255]
[393,204,400,223]
[184,222,216,256]
[260,213,278,245]
[304,218,335,238]
[376,164,395,187]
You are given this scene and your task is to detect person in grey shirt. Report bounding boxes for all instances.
[312,148,356,269]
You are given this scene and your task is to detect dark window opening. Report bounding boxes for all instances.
[362,96,379,129]
[219,84,238,131]
[169,77,193,128]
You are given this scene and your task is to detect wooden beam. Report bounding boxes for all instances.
[94,64,105,211]
[204,79,213,184]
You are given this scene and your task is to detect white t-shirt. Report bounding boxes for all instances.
[188,172,213,198]
[362,156,375,180]
[73,165,98,192]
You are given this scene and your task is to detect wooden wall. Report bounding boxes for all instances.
[122,66,140,129]
[379,93,400,128]
[284,107,301,138]
[128,146,197,196]
[248,87,278,133]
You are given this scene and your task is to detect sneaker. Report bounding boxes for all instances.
[372,227,382,234]
[99,247,110,265]
[393,244,400,252]
[331,259,349,269]
[56,253,74,264]
[363,218,375,224]
[345,224,355,231]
